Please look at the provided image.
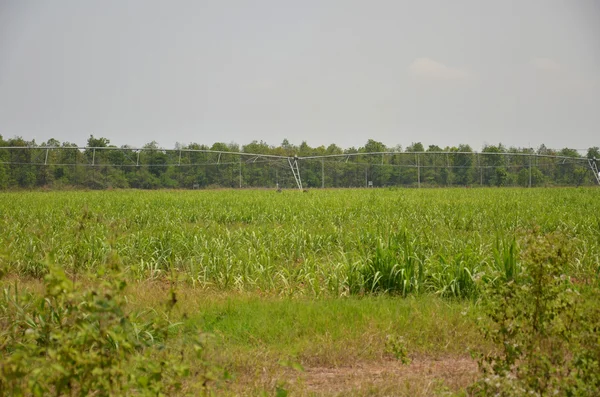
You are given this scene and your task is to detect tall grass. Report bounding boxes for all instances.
[0,188,598,298]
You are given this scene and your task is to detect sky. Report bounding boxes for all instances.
[0,0,599,151]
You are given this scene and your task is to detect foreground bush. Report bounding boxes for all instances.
[472,231,600,396]
[0,264,223,396]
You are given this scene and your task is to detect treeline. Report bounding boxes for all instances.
[0,135,598,189]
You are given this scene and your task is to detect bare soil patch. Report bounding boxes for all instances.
[290,356,478,396]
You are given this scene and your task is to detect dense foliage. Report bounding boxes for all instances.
[472,231,600,396]
[0,135,597,189]
[0,264,224,396]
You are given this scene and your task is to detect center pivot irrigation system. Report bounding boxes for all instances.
[0,146,598,189]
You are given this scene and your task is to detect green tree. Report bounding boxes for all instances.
[85,135,110,162]
[481,144,506,186]
[0,134,7,189]
[495,167,508,187]
[0,162,7,189]
[5,137,36,187]
[517,167,545,187]
[326,144,343,155]
[555,148,581,185]
[280,139,297,156]
[586,146,600,160]
[405,142,424,152]
[363,139,387,153]
[451,144,475,186]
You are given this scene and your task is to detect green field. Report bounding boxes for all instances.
[2,188,599,293]
[1,188,599,395]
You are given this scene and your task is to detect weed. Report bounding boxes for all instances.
[0,262,225,396]
[471,230,600,396]
[385,334,411,364]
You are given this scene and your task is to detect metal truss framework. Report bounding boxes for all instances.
[0,146,597,189]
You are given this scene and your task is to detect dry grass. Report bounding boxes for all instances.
[224,355,477,396]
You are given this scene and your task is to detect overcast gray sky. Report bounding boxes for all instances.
[1,0,599,151]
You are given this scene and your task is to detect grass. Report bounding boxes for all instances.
[6,279,485,395]
[1,187,599,395]
[133,287,483,363]
[1,188,599,295]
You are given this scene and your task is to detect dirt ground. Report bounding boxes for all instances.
[281,356,478,396]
